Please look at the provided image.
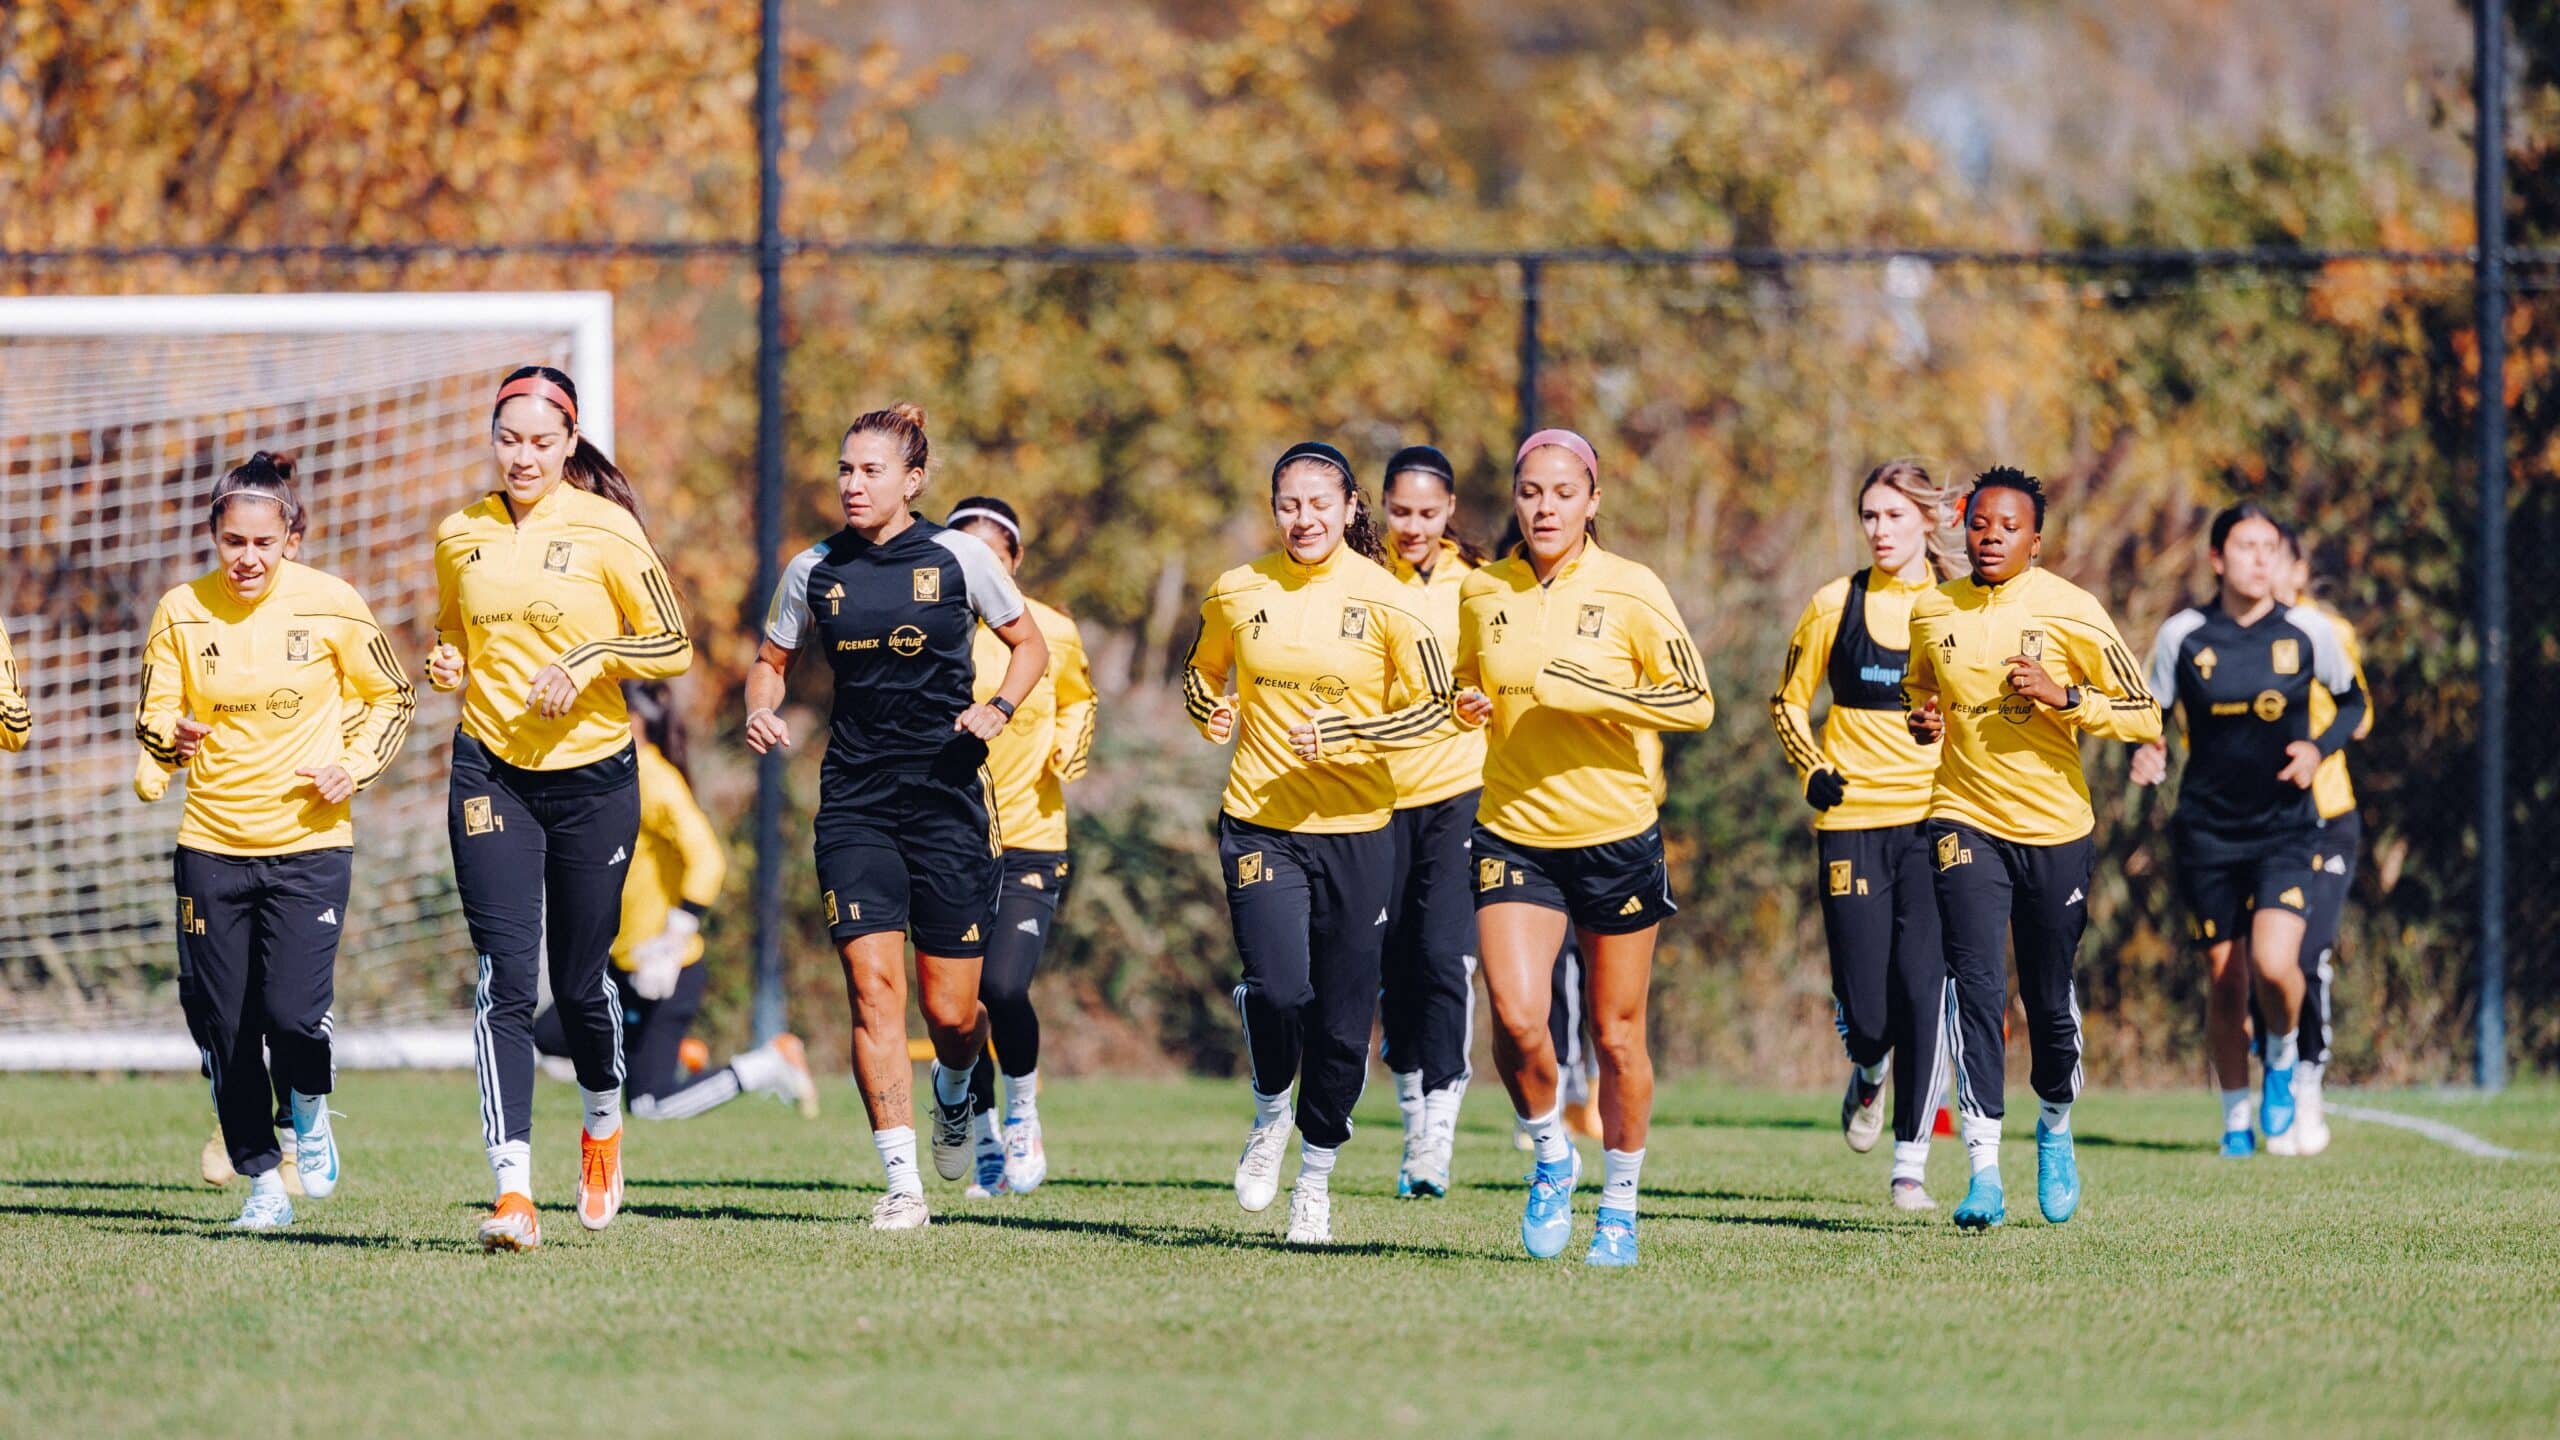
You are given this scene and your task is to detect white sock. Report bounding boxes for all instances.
[1395,1069,1425,1135]
[2222,1088,2254,1133]
[931,1061,973,1110]
[729,1042,783,1095]
[250,1167,287,1199]
[581,1086,621,1140]
[1521,1102,1571,1167]
[1005,1070,1040,1124]
[1891,1139,1930,1184]
[2038,1100,2071,1135]
[875,1125,923,1198]
[2299,1061,2324,1097]
[2267,1029,2299,1070]
[1422,1082,1464,1139]
[1600,1147,1644,1213]
[288,1089,329,1137]
[488,1139,531,1200]
[1252,1087,1292,1129]
[1297,1140,1338,1195]
[1855,1058,1887,1085]
[1961,1114,2002,1175]
[975,1108,1001,1147]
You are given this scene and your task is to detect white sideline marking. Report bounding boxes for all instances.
[2329,1102,2523,1160]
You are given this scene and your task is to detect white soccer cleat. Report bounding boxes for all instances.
[1890,1177,1936,1212]
[965,1120,1005,1199]
[1003,1116,1048,1195]
[1235,1119,1290,1213]
[231,1187,293,1231]
[871,1190,931,1231]
[2291,1079,2332,1157]
[293,1106,341,1200]
[1285,1185,1333,1245]
[1842,1069,1887,1154]
[931,1098,975,1182]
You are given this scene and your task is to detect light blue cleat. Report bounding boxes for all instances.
[1521,1155,1577,1259]
[1952,1167,2005,1230]
[2035,1121,2080,1224]
[2260,1064,2297,1143]
[2220,1129,2256,1159]
[289,1093,340,1200]
[1585,1207,1639,1267]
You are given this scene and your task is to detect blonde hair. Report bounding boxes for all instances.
[1858,459,1964,577]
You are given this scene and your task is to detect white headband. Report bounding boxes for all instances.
[946,507,1020,541]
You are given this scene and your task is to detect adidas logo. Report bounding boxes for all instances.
[200,642,219,656]
[961,923,981,943]
[1016,918,1041,935]
[1492,610,1508,625]
[1617,895,1643,917]
[1248,609,1268,624]
[462,547,483,567]
[2066,888,2085,906]
[316,908,339,927]
[1023,871,1045,890]
[609,846,627,864]
[1375,908,1389,926]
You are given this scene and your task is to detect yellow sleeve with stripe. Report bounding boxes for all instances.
[1317,598,1457,759]
[1531,579,1714,733]
[2050,591,2162,744]
[0,624,31,752]
[1768,584,1838,784]
[132,593,187,800]
[1182,587,1238,744]
[330,589,417,792]
[1048,608,1097,785]
[557,530,692,688]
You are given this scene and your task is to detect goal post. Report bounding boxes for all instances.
[0,291,613,1068]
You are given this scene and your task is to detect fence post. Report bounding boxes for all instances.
[2474,0,2510,1092]
[1516,256,1543,436]
[750,0,789,1044]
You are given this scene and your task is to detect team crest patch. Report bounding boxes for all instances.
[2254,690,2287,722]
[2271,639,2301,675]
[1478,857,1505,892]
[544,540,574,574]
[1828,860,1855,897]
[286,629,311,663]
[1236,852,1265,887]
[914,568,942,603]
[179,896,205,935]
[463,796,496,836]
[2018,629,2045,661]
[1577,605,1606,638]
[1935,832,1968,871]
[1339,605,1367,640]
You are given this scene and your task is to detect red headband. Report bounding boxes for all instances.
[494,375,578,426]
[1515,427,1598,483]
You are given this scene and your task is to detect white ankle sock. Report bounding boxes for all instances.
[2268,1029,2300,1070]
[975,1108,1001,1147]
[2038,1100,2071,1135]
[1855,1058,1887,1085]
[730,1042,783,1094]
[1395,1069,1425,1133]
[2222,1088,2254,1133]
[1252,1087,1293,1128]
[581,1086,621,1140]
[1422,1083,1464,1139]
[1600,1148,1644,1213]
[488,1140,531,1200]
[250,1168,286,1199]
[1521,1102,1571,1167]
[1961,1114,2002,1175]
[875,1125,923,1197]
[2299,1061,2324,1097]
[1297,1140,1338,1194]
[1891,1139,1930,1184]
[931,1061,973,1109]
[1005,1070,1040,1123]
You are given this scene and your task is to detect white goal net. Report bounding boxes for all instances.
[0,292,613,1063]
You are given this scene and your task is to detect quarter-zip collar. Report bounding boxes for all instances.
[1282,541,1350,583]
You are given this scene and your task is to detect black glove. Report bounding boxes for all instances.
[1805,768,1847,811]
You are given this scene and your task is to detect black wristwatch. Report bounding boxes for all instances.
[990,696,1016,719]
[2061,685,2083,711]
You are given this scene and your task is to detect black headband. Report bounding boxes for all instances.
[1383,443,1454,485]
[1272,441,1353,484]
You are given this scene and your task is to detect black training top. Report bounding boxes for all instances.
[2145,600,2366,839]
[1826,567,1910,712]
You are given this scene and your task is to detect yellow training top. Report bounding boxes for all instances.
[1384,539,1490,810]
[0,623,29,752]
[2306,599,2372,822]
[1454,543,1714,848]
[973,594,1097,854]
[1182,545,1455,835]
[432,483,691,771]
[1903,566,2161,846]
[1770,567,1939,832]
[133,562,416,856]
[616,740,726,971]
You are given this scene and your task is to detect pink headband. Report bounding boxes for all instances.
[494,375,578,426]
[1515,428,1598,483]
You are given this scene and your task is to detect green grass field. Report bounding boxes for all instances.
[2,1072,2554,1438]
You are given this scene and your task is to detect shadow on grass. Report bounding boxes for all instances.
[1656,1209,1905,1235]
[1451,1180,1848,1208]
[931,1210,1508,1262]
[4,1204,460,1251]
[2070,1133,2194,1153]
[1649,1115,1825,1132]
[1032,1176,1234,1194]
[622,1201,836,1223]
[0,1201,178,1222]
[626,1176,860,1193]
[5,1179,207,1194]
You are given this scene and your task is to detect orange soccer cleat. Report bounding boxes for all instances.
[478,1192,541,1252]
[577,1127,624,1232]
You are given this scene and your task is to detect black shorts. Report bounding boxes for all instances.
[2303,810,2359,964]
[2173,820,2317,948]
[815,758,1001,957]
[1470,822,1676,935]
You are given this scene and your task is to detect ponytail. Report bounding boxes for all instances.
[493,365,645,531]
[209,450,304,536]
[1344,489,1386,564]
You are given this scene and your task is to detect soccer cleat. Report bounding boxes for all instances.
[1285,1185,1332,1245]
[292,1104,341,1200]
[1585,1206,1639,1267]
[2261,1064,2298,1147]
[1235,1119,1290,1213]
[931,1098,975,1181]
[1952,1168,2005,1230]
[200,1126,235,1187]
[1405,1127,1452,1200]
[771,1033,820,1118]
[870,1190,930,1231]
[1396,1126,1428,1199]
[231,1186,293,1231]
[1841,1069,1887,1154]
[1003,1116,1048,1195]
[2289,1079,2331,1157]
[965,1123,1006,1199]
[2035,1121,2080,1224]
[2220,1129,2257,1159]
[1521,1155,1577,1259]
[1890,1177,1936,1211]
[576,1127,624,1231]
[478,1193,541,1252]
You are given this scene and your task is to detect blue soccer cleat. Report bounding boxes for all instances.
[2220,1129,2256,1159]
[289,1094,340,1200]
[2260,1064,2297,1145]
[2035,1121,2080,1224]
[1521,1155,1577,1259]
[1952,1168,2005,1230]
[1585,1207,1639,1267]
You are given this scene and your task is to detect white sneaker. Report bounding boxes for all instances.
[964,1120,1006,1199]
[1285,1184,1332,1245]
[1407,1117,1454,1199]
[232,1186,293,1231]
[2291,1079,2332,1157]
[1890,1177,1936,1211]
[930,1098,975,1181]
[1003,1115,1048,1194]
[293,1106,341,1200]
[1842,1068,1887,1154]
[871,1190,931,1231]
[1235,1119,1290,1213]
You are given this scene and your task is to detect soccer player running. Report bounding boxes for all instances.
[530,682,819,1122]
[2128,504,2365,1159]
[430,366,692,1252]
[1770,460,1960,1209]
[944,495,1096,1198]
[1374,443,1489,1199]
[0,620,29,751]
[1183,440,1456,1246]
[134,451,415,1230]
[1443,429,1716,1267]
[1905,466,2159,1230]
[744,405,1048,1233]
